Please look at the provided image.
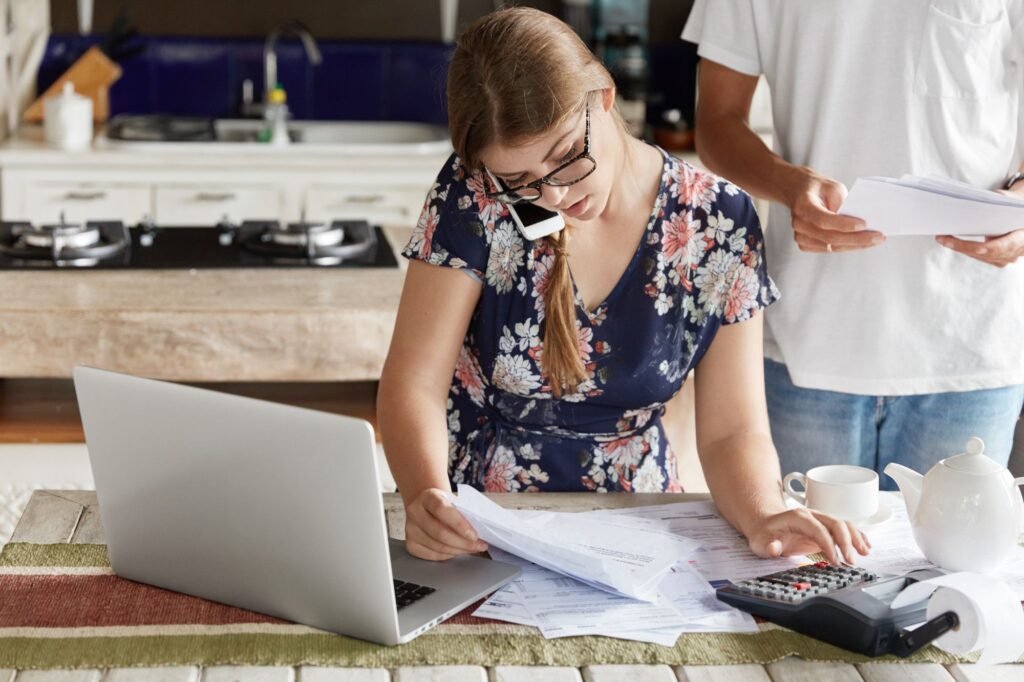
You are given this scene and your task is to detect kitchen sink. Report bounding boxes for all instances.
[98,115,451,156]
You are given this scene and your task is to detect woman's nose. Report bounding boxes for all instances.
[540,184,569,209]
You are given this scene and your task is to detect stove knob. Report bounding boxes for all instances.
[138,214,157,247]
[217,215,237,245]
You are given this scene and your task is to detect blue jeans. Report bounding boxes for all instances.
[764,359,1024,491]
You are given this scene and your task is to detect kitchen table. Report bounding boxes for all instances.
[1,490,1017,682]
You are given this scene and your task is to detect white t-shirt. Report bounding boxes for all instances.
[683,0,1024,396]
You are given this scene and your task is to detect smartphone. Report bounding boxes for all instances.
[486,170,565,240]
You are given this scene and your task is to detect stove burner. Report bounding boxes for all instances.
[230,220,378,266]
[265,221,345,248]
[0,217,130,267]
[21,219,101,250]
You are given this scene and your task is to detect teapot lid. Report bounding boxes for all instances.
[943,437,1003,474]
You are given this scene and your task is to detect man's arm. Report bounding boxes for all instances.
[694,60,882,253]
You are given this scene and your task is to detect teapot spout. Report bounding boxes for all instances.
[884,463,924,519]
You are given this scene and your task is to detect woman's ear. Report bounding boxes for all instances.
[600,87,616,113]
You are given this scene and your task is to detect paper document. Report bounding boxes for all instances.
[839,174,1024,236]
[474,547,757,644]
[474,549,688,644]
[452,485,700,601]
[467,499,777,643]
[596,501,808,583]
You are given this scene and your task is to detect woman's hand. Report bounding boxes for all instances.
[404,488,488,561]
[745,507,871,565]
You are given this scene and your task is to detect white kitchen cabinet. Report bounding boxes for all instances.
[0,131,450,228]
[155,184,284,225]
[304,185,423,224]
[11,181,152,224]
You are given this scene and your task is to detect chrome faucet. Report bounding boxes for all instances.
[264,19,322,99]
[241,20,322,117]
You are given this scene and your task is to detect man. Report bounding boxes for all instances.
[683,0,1024,487]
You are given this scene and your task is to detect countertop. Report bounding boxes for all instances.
[0,225,414,382]
[0,125,452,173]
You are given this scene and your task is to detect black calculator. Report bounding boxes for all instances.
[717,562,958,657]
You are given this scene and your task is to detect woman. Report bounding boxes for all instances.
[378,8,868,567]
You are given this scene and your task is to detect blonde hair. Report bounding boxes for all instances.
[447,7,621,396]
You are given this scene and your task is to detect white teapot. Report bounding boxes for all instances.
[884,437,1024,572]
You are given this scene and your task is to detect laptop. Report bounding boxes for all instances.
[72,365,520,645]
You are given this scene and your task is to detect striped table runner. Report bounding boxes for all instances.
[0,542,985,670]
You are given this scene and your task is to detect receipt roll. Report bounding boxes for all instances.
[891,572,1024,665]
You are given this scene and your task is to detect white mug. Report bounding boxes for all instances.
[782,464,879,522]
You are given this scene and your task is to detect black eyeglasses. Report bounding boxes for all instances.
[483,103,597,205]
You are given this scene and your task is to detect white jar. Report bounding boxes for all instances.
[43,82,94,151]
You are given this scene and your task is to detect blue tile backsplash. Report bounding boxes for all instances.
[39,35,697,128]
[39,35,453,124]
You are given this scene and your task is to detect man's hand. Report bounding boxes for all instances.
[936,230,1024,268]
[782,167,885,253]
[937,190,1024,267]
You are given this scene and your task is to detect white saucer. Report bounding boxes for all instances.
[783,498,894,528]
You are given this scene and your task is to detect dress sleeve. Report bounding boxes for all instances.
[681,0,762,77]
[402,154,509,280]
[698,177,781,325]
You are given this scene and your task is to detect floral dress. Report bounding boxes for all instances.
[402,149,780,493]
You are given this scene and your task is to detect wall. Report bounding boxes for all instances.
[49,1,693,44]
[44,1,699,127]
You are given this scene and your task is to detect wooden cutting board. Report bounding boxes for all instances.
[22,46,122,123]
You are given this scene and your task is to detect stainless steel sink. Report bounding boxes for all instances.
[98,115,451,156]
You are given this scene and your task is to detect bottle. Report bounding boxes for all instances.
[262,84,290,146]
[44,82,93,151]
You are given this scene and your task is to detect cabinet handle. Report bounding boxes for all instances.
[63,191,107,201]
[331,194,386,206]
[196,192,238,202]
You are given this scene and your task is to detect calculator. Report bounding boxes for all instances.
[716,562,959,657]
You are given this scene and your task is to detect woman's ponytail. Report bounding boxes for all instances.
[542,228,587,397]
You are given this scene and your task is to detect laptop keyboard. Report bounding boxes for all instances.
[393,579,436,610]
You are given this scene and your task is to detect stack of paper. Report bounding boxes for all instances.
[474,548,756,645]
[839,174,1024,236]
[453,485,699,602]
[455,488,810,645]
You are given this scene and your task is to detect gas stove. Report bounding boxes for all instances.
[0,216,397,269]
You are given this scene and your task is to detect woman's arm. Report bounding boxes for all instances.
[377,259,488,560]
[692,312,869,564]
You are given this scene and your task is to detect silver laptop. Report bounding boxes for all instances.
[73,365,519,645]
